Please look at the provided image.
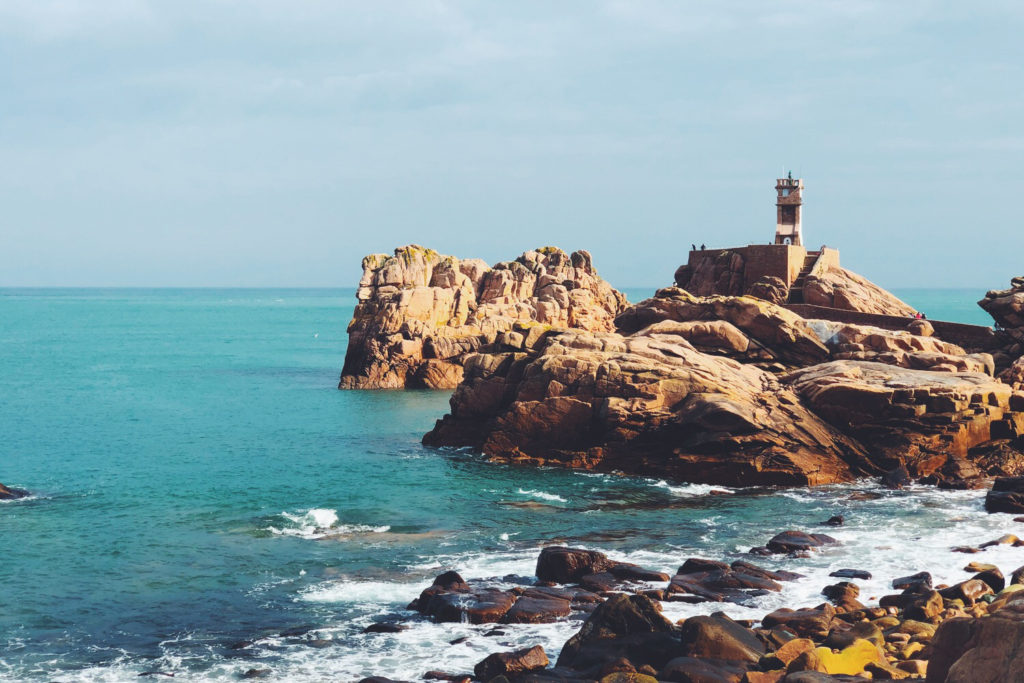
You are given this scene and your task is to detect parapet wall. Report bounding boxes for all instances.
[808,247,840,278]
[785,304,997,351]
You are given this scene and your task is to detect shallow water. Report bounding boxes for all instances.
[0,287,1015,681]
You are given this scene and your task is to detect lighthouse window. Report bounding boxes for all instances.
[781,188,790,197]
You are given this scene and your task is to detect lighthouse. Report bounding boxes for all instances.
[775,173,803,246]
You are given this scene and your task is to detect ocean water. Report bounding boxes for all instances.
[0,287,1016,682]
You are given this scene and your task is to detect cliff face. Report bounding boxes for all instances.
[339,245,628,389]
[424,288,1024,488]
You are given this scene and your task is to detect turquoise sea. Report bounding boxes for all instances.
[0,287,1016,681]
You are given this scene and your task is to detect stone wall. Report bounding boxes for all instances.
[675,246,811,296]
[679,245,807,291]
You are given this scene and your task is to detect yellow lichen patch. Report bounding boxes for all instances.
[813,638,884,676]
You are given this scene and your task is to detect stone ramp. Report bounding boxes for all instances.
[785,303,997,350]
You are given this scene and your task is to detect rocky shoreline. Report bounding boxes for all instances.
[356,530,1024,682]
[335,246,1024,680]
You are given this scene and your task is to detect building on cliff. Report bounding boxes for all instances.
[672,176,996,349]
[676,175,834,304]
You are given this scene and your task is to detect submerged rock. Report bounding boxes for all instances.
[765,531,838,555]
[0,482,28,500]
[339,245,627,389]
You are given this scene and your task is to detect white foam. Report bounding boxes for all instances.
[516,488,568,503]
[651,480,734,496]
[268,508,390,539]
[302,580,422,606]
[11,483,1024,682]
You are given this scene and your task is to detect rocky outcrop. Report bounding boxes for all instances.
[784,360,1024,486]
[0,482,28,500]
[339,245,627,389]
[424,327,870,488]
[979,277,1024,375]
[802,268,916,317]
[980,276,1024,342]
[423,287,1024,488]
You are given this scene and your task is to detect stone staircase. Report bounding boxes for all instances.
[787,251,821,304]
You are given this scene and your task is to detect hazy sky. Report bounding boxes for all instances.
[2,1,1022,289]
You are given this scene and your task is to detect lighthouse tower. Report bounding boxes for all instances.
[775,173,804,246]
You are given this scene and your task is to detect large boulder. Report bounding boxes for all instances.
[747,275,790,305]
[410,566,601,626]
[536,547,614,583]
[677,613,765,663]
[424,326,869,487]
[339,245,627,389]
[985,477,1024,513]
[761,605,836,640]
[475,646,549,681]
[926,615,1024,683]
[555,594,678,673]
[802,268,916,317]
